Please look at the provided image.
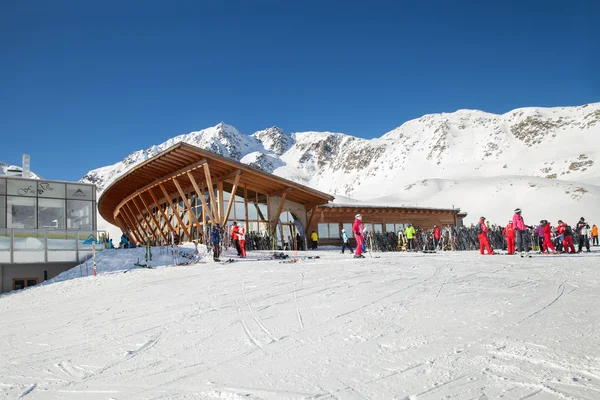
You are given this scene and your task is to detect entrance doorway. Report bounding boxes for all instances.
[277,212,304,251]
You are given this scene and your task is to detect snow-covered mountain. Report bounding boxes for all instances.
[0,162,41,179]
[81,103,600,226]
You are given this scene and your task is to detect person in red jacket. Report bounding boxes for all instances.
[353,214,365,258]
[556,220,576,253]
[541,220,557,254]
[231,222,241,256]
[502,220,515,255]
[478,217,494,255]
[433,225,442,249]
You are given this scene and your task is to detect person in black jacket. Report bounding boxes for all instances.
[575,217,591,253]
[210,224,222,262]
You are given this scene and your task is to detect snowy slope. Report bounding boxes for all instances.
[79,103,600,228]
[1,248,600,399]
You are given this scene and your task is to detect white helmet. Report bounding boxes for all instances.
[355,214,362,220]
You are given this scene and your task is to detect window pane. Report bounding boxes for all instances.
[343,223,354,238]
[14,279,25,290]
[38,198,66,229]
[0,178,5,194]
[7,179,36,197]
[248,221,258,233]
[317,223,329,239]
[221,191,230,201]
[247,203,258,219]
[66,184,93,200]
[259,222,268,235]
[234,194,244,202]
[7,196,36,228]
[67,200,93,230]
[329,223,340,239]
[257,204,267,221]
[385,224,394,233]
[373,224,383,233]
[0,196,5,228]
[38,182,66,198]
[27,279,38,287]
[396,224,405,232]
[235,202,246,219]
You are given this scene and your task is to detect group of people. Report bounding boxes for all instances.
[477,208,597,256]
[210,221,247,262]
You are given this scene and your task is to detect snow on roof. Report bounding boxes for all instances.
[322,202,461,212]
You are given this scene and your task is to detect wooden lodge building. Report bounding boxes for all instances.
[98,143,466,250]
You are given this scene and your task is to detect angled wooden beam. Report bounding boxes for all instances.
[270,191,288,235]
[223,173,241,223]
[215,169,242,182]
[172,177,203,237]
[119,208,142,243]
[131,197,158,241]
[306,207,318,233]
[148,187,177,237]
[124,201,150,241]
[203,163,219,224]
[159,183,192,241]
[136,195,167,243]
[187,171,215,224]
[123,204,147,243]
[268,187,293,197]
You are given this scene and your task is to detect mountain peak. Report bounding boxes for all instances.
[252,126,294,156]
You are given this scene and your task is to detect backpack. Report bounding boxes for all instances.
[475,223,483,234]
[564,225,573,236]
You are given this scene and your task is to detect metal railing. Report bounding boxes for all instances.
[0,229,107,264]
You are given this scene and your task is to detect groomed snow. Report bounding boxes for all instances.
[1,248,599,399]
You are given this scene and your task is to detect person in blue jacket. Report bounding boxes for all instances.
[341,228,354,254]
[210,224,221,262]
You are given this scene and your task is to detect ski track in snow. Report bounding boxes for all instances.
[1,248,600,399]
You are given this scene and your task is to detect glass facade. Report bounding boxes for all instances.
[0,177,96,230]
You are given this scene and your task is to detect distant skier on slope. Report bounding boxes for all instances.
[353,214,365,258]
[502,220,515,255]
[575,217,591,253]
[513,208,532,256]
[433,225,441,249]
[477,216,494,255]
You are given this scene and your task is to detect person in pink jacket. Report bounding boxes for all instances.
[512,208,532,256]
[353,214,365,258]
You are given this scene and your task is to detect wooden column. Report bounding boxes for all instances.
[203,163,219,224]
[159,183,192,241]
[244,185,249,231]
[223,173,241,223]
[270,192,288,235]
[217,180,225,224]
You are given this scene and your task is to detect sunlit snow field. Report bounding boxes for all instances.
[1,247,599,399]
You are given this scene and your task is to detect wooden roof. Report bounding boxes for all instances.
[319,203,462,214]
[99,142,334,225]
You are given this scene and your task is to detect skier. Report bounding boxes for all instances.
[502,220,515,255]
[404,223,416,251]
[534,222,545,252]
[433,225,442,249]
[353,214,365,258]
[557,220,576,253]
[575,217,591,253]
[231,222,241,256]
[541,220,557,254]
[592,224,599,246]
[477,216,494,255]
[310,231,319,250]
[341,228,354,254]
[238,224,246,257]
[512,208,532,256]
[210,224,221,262]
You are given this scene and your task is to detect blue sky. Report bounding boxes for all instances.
[1,0,598,181]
